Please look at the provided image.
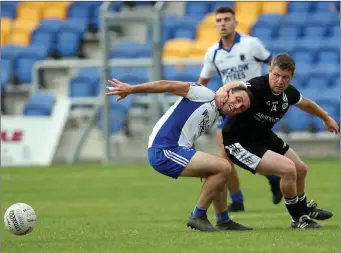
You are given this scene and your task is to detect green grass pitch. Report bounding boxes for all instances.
[1,159,340,253]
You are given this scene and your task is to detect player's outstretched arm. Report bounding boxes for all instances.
[106,78,190,101]
[295,97,339,134]
[215,81,248,108]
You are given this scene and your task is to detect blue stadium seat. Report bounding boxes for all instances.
[175,17,201,32]
[207,75,222,92]
[312,102,339,131]
[173,28,196,40]
[31,30,54,55]
[55,31,82,57]
[186,2,212,17]
[294,62,313,77]
[300,88,319,103]
[89,2,121,31]
[174,66,201,82]
[62,18,88,34]
[251,26,274,41]
[110,41,151,58]
[36,19,63,34]
[211,2,234,12]
[163,15,181,38]
[313,1,335,12]
[290,75,305,90]
[77,67,100,79]
[329,25,340,37]
[286,107,312,131]
[0,2,17,18]
[255,14,282,29]
[302,26,326,38]
[110,68,128,81]
[322,36,340,51]
[292,51,314,64]
[23,93,55,116]
[282,13,308,27]
[317,50,339,64]
[332,76,340,88]
[98,95,133,134]
[305,76,329,90]
[313,63,339,78]
[121,68,149,84]
[267,39,295,55]
[69,75,99,97]
[89,3,101,31]
[163,66,179,80]
[1,45,24,59]
[287,2,314,13]
[1,58,12,89]
[67,2,91,20]
[14,44,50,83]
[305,12,335,26]
[277,26,301,39]
[294,38,322,53]
[316,87,340,106]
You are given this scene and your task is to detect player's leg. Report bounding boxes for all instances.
[266,132,333,221]
[284,148,333,220]
[212,184,252,231]
[256,151,321,229]
[217,118,245,212]
[225,141,322,229]
[148,147,231,232]
[181,150,233,232]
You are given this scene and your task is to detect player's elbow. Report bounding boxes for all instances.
[198,77,209,86]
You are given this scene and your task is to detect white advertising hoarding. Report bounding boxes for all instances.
[1,96,71,166]
[1,117,59,166]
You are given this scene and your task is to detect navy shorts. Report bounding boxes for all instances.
[148,146,197,179]
[217,116,228,129]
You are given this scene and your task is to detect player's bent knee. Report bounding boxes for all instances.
[296,161,308,178]
[281,160,297,181]
[217,159,232,177]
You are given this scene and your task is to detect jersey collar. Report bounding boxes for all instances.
[218,32,241,53]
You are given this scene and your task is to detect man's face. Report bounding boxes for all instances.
[220,90,251,116]
[216,12,237,38]
[268,66,293,94]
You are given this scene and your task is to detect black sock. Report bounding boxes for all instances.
[284,196,304,221]
[298,193,308,215]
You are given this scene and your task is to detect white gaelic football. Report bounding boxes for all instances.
[4,203,37,236]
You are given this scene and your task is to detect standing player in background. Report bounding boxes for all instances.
[197,6,280,212]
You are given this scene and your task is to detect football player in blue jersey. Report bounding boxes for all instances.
[106,78,253,232]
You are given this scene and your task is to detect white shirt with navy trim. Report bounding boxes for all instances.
[200,33,272,84]
[148,83,219,149]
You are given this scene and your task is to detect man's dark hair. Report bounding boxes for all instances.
[271,53,296,76]
[215,6,235,16]
[231,86,254,105]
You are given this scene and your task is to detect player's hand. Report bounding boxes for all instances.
[106,78,132,101]
[323,116,339,134]
[215,89,229,109]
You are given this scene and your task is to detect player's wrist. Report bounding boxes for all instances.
[321,112,330,122]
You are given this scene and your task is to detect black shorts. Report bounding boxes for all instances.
[223,131,290,175]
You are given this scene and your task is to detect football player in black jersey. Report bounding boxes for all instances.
[216,53,339,229]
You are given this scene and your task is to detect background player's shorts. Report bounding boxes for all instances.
[223,131,290,174]
[148,146,197,179]
[217,116,228,129]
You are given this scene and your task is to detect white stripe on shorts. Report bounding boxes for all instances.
[163,150,187,167]
[167,150,190,164]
